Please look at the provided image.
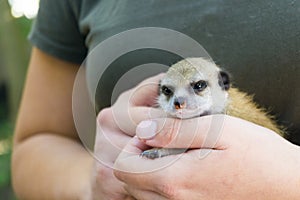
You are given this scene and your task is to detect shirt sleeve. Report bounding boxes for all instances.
[28,0,87,64]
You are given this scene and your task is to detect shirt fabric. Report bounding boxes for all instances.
[29,0,300,144]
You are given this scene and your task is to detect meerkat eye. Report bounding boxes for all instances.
[161,86,173,96]
[192,80,207,92]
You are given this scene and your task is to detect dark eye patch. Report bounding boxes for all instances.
[161,85,173,96]
[191,80,207,92]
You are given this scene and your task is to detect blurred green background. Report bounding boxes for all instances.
[0,0,35,199]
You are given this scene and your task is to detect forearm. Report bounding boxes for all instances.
[12,133,93,200]
[282,144,300,199]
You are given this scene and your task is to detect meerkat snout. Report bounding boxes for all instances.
[174,97,186,109]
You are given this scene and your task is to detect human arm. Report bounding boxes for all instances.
[12,51,165,200]
[114,110,300,199]
[12,47,93,200]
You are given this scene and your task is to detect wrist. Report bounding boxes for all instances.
[288,144,300,199]
[273,142,300,200]
[239,137,300,200]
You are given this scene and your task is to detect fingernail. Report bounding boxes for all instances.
[136,120,157,139]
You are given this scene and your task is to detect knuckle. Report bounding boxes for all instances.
[157,182,180,199]
[97,108,113,125]
[94,163,111,184]
[116,90,131,104]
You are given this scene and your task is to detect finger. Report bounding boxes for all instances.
[124,186,167,200]
[108,74,166,136]
[91,162,130,199]
[111,106,166,137]
[94,127,132,165]
[123,73,165,106]
[137,114,229,150]
[114,136,182,176]
[113,73,164,108]
[95,106,164,167]
[97,105,165,136]
[124,196,137,200]
[95,108,143,166]
[113,137,221,198]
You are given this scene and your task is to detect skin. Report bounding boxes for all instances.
[12,47,128,200]
[12,48,93,200]
[113,82,300,199]
[11,48,163,200]
[13,47,300,199]
[93,73,165,199]
[114,116,300,200]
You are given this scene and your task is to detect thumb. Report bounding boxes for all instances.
[136,114,228,150]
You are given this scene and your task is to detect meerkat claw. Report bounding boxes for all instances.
[140,149,162,159]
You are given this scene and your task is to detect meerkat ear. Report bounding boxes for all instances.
[218,71,230,90]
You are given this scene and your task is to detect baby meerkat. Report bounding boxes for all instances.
[141,57,284,159]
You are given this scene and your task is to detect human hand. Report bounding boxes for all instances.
[91,74,165,200]
[114,115,300,200]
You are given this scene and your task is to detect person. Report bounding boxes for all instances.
[12,0,299,199]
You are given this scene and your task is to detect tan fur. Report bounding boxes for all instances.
[226,88,284,136]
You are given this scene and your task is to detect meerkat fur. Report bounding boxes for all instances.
[141,57,284,159]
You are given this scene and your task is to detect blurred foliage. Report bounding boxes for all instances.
[0,122,16,200]
[0,0,32,121]
[0,152,11,187]
[0,0,33,199]
[0,121,13,187]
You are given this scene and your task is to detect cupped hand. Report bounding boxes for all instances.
[91,74,165,200]
[114,115,300,200]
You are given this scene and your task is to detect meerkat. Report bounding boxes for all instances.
[141,57,284,159]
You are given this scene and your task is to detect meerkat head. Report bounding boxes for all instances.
[157,57,230,119]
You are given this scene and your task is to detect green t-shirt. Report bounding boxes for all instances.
[29,0,300,144]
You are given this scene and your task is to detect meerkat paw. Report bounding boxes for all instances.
[140,148,187,159]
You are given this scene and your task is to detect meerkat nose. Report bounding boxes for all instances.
[174,97,186,109]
